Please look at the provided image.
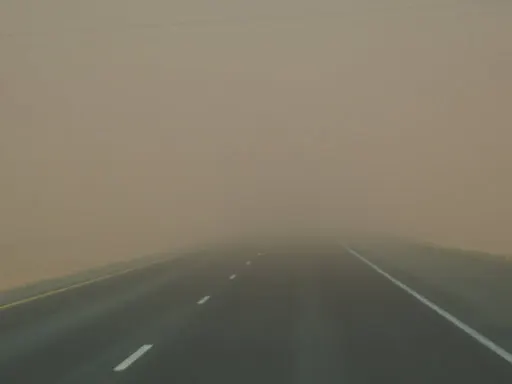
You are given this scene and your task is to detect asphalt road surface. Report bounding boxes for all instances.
[1,245,511,383]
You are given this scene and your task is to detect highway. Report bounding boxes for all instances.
[0,245,511,383]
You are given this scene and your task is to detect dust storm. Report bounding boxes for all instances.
[1,1,511,289]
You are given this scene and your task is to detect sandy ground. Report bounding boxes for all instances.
[0,239,174,292]
[0,241,188,307]
[349,238,512,353]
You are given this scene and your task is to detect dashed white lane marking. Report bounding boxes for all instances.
[344,246,512,365]
[114,345,153,372]
[246,261,251,265]
[230,274,237,280]
[197,295,210,305]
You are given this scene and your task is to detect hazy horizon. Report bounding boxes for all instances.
[2,1,512,289]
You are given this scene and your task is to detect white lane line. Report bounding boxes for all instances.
[230,274,237,280]
[197,295,210,305]
[344,246,512,365]
[114,345,153,372]
[246,261,251,265]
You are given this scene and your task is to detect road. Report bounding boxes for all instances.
[0,245,511,383]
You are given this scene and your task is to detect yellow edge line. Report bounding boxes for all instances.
[0,259,166,311]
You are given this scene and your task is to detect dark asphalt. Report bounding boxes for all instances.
[0,246,511,383]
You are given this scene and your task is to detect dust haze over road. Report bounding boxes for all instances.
[1,0,512,289]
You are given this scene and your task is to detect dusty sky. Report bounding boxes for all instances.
[1,1,512,287]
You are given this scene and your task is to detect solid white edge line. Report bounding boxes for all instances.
[230,274,236,280]
[114,344,153,372]
[343,245,512,365]
[197,295,210,305]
